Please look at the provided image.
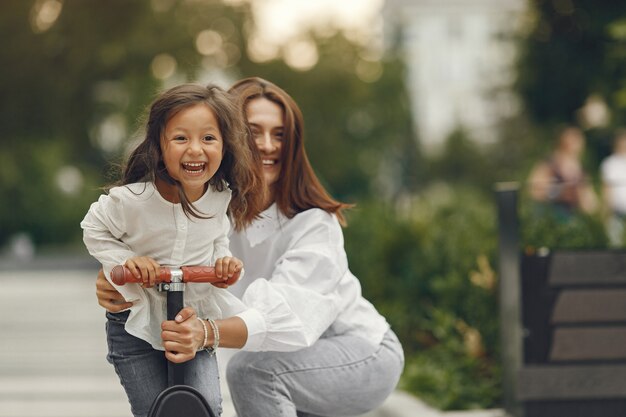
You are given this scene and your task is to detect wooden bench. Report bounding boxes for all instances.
[517,250,626,417]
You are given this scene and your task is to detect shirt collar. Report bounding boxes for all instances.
[246,203,283,247]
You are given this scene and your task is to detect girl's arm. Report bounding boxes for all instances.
[211,209,244,286]
[212,211,232,262]
[81,191,137,277]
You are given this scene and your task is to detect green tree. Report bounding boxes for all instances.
[236,34,418,201]
[0,0,417,249]
[515,0,626,125]
[0,0,248,247]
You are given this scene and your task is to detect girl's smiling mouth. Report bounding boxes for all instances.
[182,162,206,173]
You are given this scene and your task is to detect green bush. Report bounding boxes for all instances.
[345,184,611,410]
[520,199,609,250]
[345,184,500,410]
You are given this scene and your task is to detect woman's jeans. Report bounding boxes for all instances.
[106,311,222,417]
[226,329,404,417]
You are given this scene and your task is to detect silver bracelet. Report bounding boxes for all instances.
[196,317,208,351]
[205,318,219,355]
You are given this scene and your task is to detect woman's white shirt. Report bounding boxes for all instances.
[81,182,247,350]
[230,204,390,352]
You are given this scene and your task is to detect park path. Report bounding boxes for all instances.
[0,268,504,417]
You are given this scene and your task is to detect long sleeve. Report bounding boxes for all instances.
[211,211,232,263]
[81,190,136,276]
[234,209,349,352]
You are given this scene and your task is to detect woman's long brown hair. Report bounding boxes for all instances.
[229,77,353,225]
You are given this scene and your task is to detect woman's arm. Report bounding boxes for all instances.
[158,211,348,359]
[527,161,554,202]
[235,210,348,352]
[96,269,133,312]
[161,307,248,363]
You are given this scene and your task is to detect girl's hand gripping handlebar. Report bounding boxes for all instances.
[110,265,219,286]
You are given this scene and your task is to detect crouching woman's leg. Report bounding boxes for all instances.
[226,329,404,417]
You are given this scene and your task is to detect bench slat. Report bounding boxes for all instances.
[551,289,626,324]
[518,364,626,400]
[550,327,626,361]
[548,251,626,287]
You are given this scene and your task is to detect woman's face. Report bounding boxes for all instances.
[246,98,284,194]
[559,128,584,156]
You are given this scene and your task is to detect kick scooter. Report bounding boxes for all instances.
[111,265,221,417]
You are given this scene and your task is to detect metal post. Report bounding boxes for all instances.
[495,182,523,417]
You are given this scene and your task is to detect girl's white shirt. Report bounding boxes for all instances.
[230,203,390,352]
[81,181,247,350]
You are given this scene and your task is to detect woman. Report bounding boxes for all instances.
[97,77,404,416]
[527,125,598,219]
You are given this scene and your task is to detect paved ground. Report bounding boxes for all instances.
[0,268,507,417]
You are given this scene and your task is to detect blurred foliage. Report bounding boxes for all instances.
[0,0,245,247]
[237,35,420,201]
[520,200,609,250]
[515,0,626,170]
[345,185,501,410]
[0,0,415,248]
[516,0,626,126]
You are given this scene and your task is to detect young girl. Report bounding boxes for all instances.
[81,83,264,417]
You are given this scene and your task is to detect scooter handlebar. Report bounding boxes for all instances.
[110,265,219,285]
[180,266,219,282]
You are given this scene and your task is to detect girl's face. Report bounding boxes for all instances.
[159,103,223,202]
[246,98,284,197]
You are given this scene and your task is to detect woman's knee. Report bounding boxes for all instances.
[226,351,270,387]
[226,351,293,408]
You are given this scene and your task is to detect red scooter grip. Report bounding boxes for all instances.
[110,265,220,285]
[110,265,172,285]
[180,266,218,283]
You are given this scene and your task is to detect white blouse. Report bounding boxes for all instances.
[81,182,247,350]
[230,204,390,352]
[601,153,626,213]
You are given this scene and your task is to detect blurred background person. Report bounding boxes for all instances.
[527,125,598,221]
[600,129,626,246]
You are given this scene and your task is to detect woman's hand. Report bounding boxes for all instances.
[96,269,132,312]
[161,307,206,363]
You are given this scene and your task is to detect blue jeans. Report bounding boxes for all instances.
[106,311,222,417]
[226,329,404,417]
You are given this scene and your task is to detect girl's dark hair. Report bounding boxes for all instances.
[229,77,353,225]
[113,83,265,231]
